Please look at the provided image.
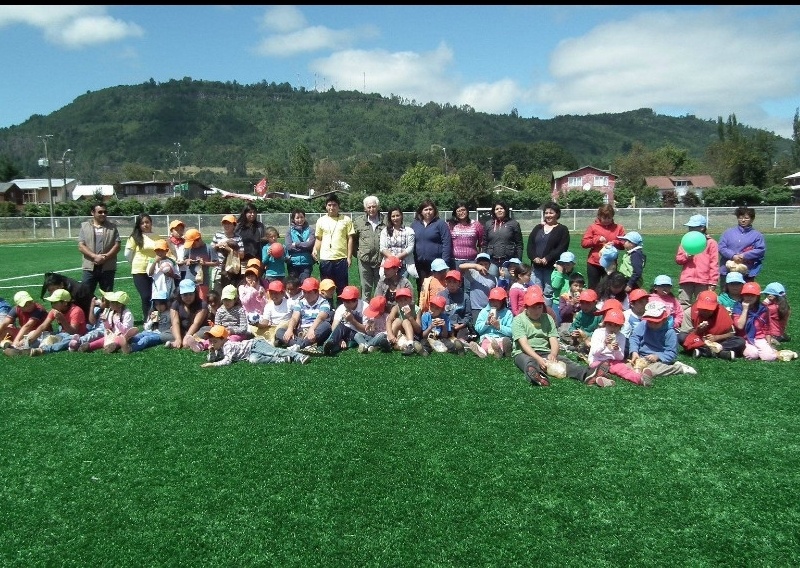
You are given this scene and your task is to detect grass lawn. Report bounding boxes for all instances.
[1,233,799,566]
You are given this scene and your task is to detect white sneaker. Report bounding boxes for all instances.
[677,362,697,375]
[294,354,311,365]
[287,344,300,352]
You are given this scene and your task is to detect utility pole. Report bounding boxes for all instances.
[38,134,55,238]
[62,148,73,202]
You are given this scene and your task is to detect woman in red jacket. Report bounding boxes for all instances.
[580,204,625,291]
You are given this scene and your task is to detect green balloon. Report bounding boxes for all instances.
[681,231,706,255]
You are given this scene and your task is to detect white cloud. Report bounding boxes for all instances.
[260,5,307,33]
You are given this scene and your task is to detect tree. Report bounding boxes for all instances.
[398,162,438,194]
[500,164,524,190]
[454,163,491,207]
[289,144,313,193]
[0,155,21,182]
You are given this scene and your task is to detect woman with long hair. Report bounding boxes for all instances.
[581,204,626,291]
[124,213,159,320]
[235,203,267,262]
[527,201,570,306]
[483,200,523,278]
[411,199,453,295]
[379,206,415,279]
[285,208,316,282]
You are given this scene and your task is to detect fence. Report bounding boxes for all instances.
[1,207,799,242]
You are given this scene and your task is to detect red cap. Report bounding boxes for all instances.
[683,332,706,350]
[579,289,599,303]
[395,287,412,299]
[488,287,508,301]
[596,298,623,313]
[741,282,761,296]
[268,280,285,293]
[429,295,446,309]
[523,288,545,306]
[445,270,462,282]
[603,309,625,325]
[300,277,320,292]
[382,256,401,269]
[338,285,361,301]
[696,290,718,311]
[364,295,387,318]
[628,288,649,302]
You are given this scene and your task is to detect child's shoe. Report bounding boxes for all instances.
[467,341,487,358]
[585,361,610,386]
[103,343,119,354]
[640,368,655,387]
[186,335,203,353]
[525,361,550,387]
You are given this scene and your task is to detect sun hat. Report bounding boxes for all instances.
[382,256,401,269]
[101,290,129,304]
[221,284,238,300]
[579,289,599,303]
[642,302,668,323]
[628,288,649,302]
[151,290,169,301]
[556,251,576,264]
[301,277,321,292]
[13,291,35,307]
[153,239,169,251]
[267,280,285,293]
[488,287,508,301]
[620,231,643,245]
[603,309,625,326]
[431,258,449,272]
[429,295,446,309]
[696,291,719,311]
[221,214,237,224]
[445,270,462,282]
[725,272,745,285]
[44,289,71,303]
[169,220,185,231]
[183,229,202,245]
[502,257,522,268]
[364,296,387,318]
[684,214,708,228]
[596,298,623,313]
[763,282,786,296]
[318,279,336,292]
[475,252,491,262]
[395,287,413,299]
[523,288,545,306]
[246,258,262,269]
[653,275,673,287]
[741,282,761,296]
[338,285,361,301]
[179,279,197,294]
[244,266,261,277]
[204,325,230,339]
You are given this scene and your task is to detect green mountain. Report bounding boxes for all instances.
[0,78,792,182]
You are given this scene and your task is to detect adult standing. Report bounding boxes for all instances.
[354,195,386,301]
[527,201,571,306]
[124,213,159,321]
[78,202,120,295]
[483,200,523,277]
[411,199,453,296]
[235,203,267,263]
[379,207,415,279]
[285,208,316,282]
[312,193,355,299]
[580,204,625,291]
[448,201,485,271]
[718,206,766,287]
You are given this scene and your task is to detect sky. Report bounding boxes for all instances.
[1,5,800,138]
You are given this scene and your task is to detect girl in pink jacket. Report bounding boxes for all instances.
[675,214,719,309]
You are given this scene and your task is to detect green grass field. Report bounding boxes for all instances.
[1,235,799,566]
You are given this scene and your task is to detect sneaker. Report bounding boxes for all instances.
[717,350,735,360]
[489,338,502,359]
[413,340,426,356]
[367,345,377,353]
[524,361,550,387]
[677,361,697,375]
[402,344,415,356]
[595,375,616,388]
[294,353,311,365]
[358,344,368,354]
[692,349,702,358]
[186,335,203,353]
[286,344,301,352]
[640,368,655,387]
[453,340,466,355]
[68,339,80,351]
[273,356,291,364]
[78,342,91,352]
[467,342,488,358]
[777,334,792,343]
[301,345,323,356]
[103,343,119,354]
[585,361,610,386]
[29,347,44,357]
[5,347,30,357]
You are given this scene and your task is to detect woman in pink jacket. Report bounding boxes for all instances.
[580,204,626,291]
[675,214,719,310]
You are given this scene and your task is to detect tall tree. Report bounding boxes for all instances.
[289,144,313,193]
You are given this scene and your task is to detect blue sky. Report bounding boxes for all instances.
[2,5,800,138]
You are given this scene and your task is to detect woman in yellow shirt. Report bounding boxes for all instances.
[124,213,160,321]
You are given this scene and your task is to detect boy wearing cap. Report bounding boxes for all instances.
[589,308,652,387]
[437,269,472,343]
[374,256,414,311]
[275,277,332,352]
[649,275,683,330]
[458,252,498,323]
[621,288,650,350]
[147,240,181,306]
[512,287,608,387]
[718,271,745,312]
[557,272,587,326]
[420,294,465,355]
[200,325,310,367]
[182,229,212,301]
[676,214,718,310]
[418,258,449,314]
[551,252,584,325]
[629,302,697,376]
[355,295,392,353]
[618,232,646,292]
[678,290,744,360]
[211,214,244,292]
[167,219,187,278]
[25,289,88,356]
[253,280,292,343]
[318,279,337,305]
[1,291,49,353]
[322,285,366,356]
[561,289,602,353]
[386,287,424,355]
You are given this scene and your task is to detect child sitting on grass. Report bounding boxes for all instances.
[386,287,423,355]
[629,302,697,377]
[419,295,465,356]
[718,271,745,313]
[200,325,310,367]
[588,308,652,387]
[126,292,175,353]
[354,295,392,353]
[733,282,777,361]
[560,288,602,354]
[252,280,292,344]
[761,282,791,344]
[78,290,138,354]
[473,286,514,359]
[556,272,585,326]
[508,262,532,316]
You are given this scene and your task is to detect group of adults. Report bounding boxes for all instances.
[57,200,769,324]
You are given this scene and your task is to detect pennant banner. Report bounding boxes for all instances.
[254,177,268,196]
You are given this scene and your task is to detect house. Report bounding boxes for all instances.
[492,184,520,193]
[118,179,209,202]
[783,171,800,204]
[551,166,616,203]
[644,175,716,199]
[72,184,118,201]
[7,178,77,205]
[0,181,24,208]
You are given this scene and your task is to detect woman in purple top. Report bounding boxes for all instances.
[448,201,485,270]
[718,206,766,287]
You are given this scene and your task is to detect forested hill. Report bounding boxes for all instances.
[0,78,791,179]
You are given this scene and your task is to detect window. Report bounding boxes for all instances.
[568,176,583,187]
[674,180,689,188]
[593,176,609,187]
[23,190,37,204]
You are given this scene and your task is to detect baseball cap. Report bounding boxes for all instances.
[179,279,197,294]
[204,325,230,339]
[579,289,599,303]
[603,309,625,325]
[502,257,522,268]
[431,258,449,272]
[523,288,545,306]
[741,282,761,296]
[169,220,185,230]
[301,277,321,292]
[382,256,401,269]
[429,295,446,309]
[642,302,668,323]
[221,284,238,300]
[596,298,623,313]
[445,270,462,282]
[488,287,508,301]
[395,287,413,299]
[683,332,706,351]
[44,288,71,303]
[696,291,719,311]
[244,266,261,277]
[364,296,387,318]
[221,214,237,224]
[183,229,201,244]
[338,285,360,301]
[620,231,643,245]
[475,252,491,262]
[556,251,576,264]
[653,275,673,287]
[151,291,169,301]
[763,282,786,296]
[153,239,169,251]
[684,214,708,228]
[267,280,285,293]
[725,272,745,285]
[13,291,35,307]
[246,258,262,268]
[318,279,336,292]
[628,289,649,302]
[101,290,129,304]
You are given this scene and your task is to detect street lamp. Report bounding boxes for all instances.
[62,149,72,203]
[38,134,55,238]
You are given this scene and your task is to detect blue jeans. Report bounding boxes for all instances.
[275,321,332,348]
[353,331,391,352]
[532,266,554,306]
[40,332,72,354]
[129,331,166,353]
[248,338,306,364]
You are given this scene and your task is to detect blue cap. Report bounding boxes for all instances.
[431,258,449,272]
[502,257,522,268]
[763,282,786,296]
[179,279,197,294]
[653,275,673,287]
[620,231,643,245]
[475,252,491,262]
[684,214,708,228]
[556,251,576,264]
[725,272,745,284]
